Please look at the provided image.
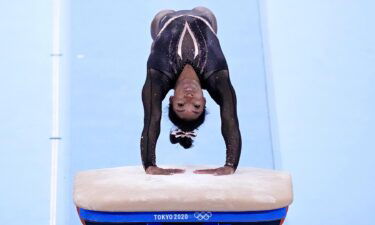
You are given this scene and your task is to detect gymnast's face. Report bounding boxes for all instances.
[170,79,206,120]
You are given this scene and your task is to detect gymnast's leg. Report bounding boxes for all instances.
[150,9,175,40]
[192,6,218,33]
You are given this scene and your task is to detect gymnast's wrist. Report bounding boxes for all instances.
[143,163,157,171]
[224,163,237,172]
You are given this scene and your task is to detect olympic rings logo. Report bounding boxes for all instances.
[194,212,212,221]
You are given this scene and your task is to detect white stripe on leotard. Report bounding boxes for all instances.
[177,22,199,60]
[157,14,216,37]
[186,15,216,34]
[157,15,185,37]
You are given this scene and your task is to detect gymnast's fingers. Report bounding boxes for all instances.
[146,166,173,175]
[213,167,235,176]
[150,170,174,175]
[160,171,174,175]
[173,169,186,173]
[166,168,185,174]
[193,168,217,174]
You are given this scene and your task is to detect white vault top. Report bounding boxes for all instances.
[74,166,293,212]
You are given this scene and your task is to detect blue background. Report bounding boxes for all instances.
[67,1,272,224]
[261,1,375,225]
[0,0,52,223]
[0,0,374,225]
[68,0,273,171]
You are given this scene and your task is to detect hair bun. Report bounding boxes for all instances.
[170,129,194,149]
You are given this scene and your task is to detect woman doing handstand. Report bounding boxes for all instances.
[141,7,242,175]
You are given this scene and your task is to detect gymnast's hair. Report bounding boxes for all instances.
[168,103,206,149]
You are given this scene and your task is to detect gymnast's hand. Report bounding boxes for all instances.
[193,166,234,176]
[146,166,186,175]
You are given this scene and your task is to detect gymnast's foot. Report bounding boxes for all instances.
[146,166,185,175]
[194,166,234,176]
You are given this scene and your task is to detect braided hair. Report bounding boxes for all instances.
[168,103,206,148]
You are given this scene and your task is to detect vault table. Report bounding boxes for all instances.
[74,166,293,225]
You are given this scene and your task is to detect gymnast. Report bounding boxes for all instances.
[141,7,242,175]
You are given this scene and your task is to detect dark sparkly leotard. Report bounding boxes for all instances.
[141,8,242,171]
[147,9,228,81]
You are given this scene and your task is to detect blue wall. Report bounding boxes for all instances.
[261,1,375,225]
[67,0,273,224]
[0,1,52,224]
[4,1,373,225]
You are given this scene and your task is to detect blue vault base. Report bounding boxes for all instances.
[77,207,288,225]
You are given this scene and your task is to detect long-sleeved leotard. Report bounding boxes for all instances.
[141,68,242,170]
[140,68,172,169]
[205,70,242,169]
[141,8,242,171]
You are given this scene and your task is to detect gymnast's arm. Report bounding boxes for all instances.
[197,69,242,174]
[140,68,185,175]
